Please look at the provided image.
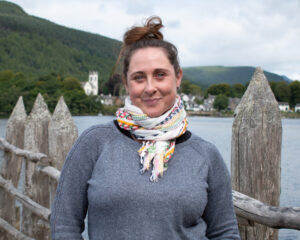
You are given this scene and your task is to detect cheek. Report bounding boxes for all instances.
[127,82,143,97]
[161,80,177,94]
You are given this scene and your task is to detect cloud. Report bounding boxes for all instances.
[7,0,300,79]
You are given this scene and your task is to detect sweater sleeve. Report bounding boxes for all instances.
[50,126,106,240]
[202,145,240,240]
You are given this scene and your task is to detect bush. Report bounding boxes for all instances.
[213,95,229,111]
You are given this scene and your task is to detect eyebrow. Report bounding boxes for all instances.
[128,71,145,79]
[130,68,170,75]
[154,68,170,73]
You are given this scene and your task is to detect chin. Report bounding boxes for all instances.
[145,107,170,118]
[146,112,160,118]
[143,109,162,118]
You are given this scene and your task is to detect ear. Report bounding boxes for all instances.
[122,75,129,93]
[176,68,183,88]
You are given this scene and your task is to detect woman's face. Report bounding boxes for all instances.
[124,47,182,118]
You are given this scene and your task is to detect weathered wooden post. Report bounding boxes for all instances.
[0,97,27,239]
[22,93,51,239]
[48,96,77,204]
[231,67,282,239]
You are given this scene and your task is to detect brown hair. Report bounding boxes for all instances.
[117,16,181,79]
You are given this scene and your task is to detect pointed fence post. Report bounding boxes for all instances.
[0,97,27,237]
[231,67,282,239]
[22,93,51,239]
[48,96,77,204]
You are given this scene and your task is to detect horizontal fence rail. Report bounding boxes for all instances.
[0,137,47,163]
[0,175,51,221]
[232,191,300,230]
[0,217,35,240]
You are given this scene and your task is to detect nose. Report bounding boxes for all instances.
[144,78,156,95]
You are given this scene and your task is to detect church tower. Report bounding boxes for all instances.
[88,71,98,95]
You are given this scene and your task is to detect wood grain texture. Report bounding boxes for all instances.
[233,190,300,230]
[0,217,34,240]
[23,93,51,239]
[48,96,78,171]
[0,176,50,221]
[0,97,27,234]
[231,67,282,239]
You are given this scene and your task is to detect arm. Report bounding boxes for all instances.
[203,146,240,240]
[50,126,105,240]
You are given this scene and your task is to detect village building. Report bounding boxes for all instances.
[82,71,98,96]
[180,94,205,112]
[180,93,217,112]
[100,94,113,106]
[181,94,195,111]
[203,94,216,112]
[295,103,300,112]
[278,102,290,112]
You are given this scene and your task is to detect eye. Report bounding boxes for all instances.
[155,71,166,80]
[133,74,145,82]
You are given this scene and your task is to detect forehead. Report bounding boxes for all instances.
[128,47,173,74]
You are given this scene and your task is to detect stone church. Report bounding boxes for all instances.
[83,71,98,95]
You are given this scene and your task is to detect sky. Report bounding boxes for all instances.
[6,0,300,80]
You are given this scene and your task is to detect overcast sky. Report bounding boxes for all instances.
[7,0,300,80]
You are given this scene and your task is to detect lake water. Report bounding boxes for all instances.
[0,116,299,239]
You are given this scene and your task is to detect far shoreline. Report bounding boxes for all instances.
[1,111,300,119]
[187,111,300,119]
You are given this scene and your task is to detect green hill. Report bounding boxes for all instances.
[0,1,289,88]
[0,1,121,82]
[182,66,289,89]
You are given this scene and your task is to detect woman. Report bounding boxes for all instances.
[50,16,240,240]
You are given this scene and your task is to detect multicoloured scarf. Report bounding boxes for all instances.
[116,96,188,182]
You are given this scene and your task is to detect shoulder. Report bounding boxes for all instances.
[65,121,120,165]
[188,133,221,158]
[73,121,117,149]
[81,121,113,134]
[187,132,227,172]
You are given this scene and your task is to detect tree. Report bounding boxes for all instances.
[105,74,122,96]
[289,80,300,108]
[179,80,202,95]
[232,83,246,98]
[0,70,104,116]
[213,95,229,110]
[62,77,82,91]
[206,83,233,97]
[270,81,291,103]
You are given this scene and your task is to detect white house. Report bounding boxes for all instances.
[100,94,114,106]
[278,102,290,112]
[295,103,300,112]
[203,95,216,112]
[83,71,98,96]
[180,93,205,111]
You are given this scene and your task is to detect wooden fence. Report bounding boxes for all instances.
[0,68,299,240]
[0,94,77,240]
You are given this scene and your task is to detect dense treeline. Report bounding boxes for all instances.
[205,83,246,98]
[204,81,300,109]
[179,80,202,96]
[0,70,102,116]
[1,69,299,117]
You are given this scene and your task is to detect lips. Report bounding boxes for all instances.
[143,98,161,105]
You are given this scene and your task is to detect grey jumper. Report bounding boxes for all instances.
[50,121,240,240]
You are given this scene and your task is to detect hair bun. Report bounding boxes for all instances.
[123,16,164,47]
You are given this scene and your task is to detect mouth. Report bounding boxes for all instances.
[142,98,161,105]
